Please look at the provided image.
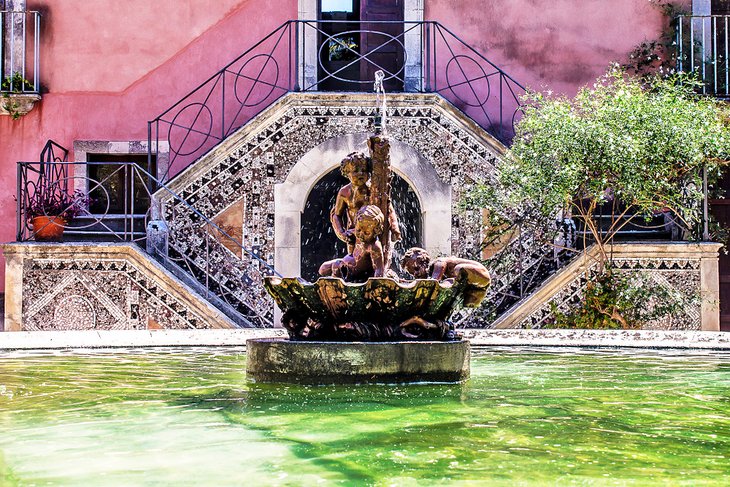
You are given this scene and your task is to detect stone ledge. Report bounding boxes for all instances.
[2,242,239,331]
[246,338,470,384]
[0,93,41,118]
[0,329,728,351]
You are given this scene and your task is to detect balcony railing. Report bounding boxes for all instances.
[1,9,40,93]
[676,14,730,96]
[149,20,526,181]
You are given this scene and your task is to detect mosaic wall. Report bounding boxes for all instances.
[513,256,702,330]
[162,96,504,327]
[21,258,210,331]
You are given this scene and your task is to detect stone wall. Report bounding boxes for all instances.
[159,92,506,326]
[2,243,237,331]
[491,243,722,331]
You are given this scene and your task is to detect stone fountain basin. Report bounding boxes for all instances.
[264,276,468,325]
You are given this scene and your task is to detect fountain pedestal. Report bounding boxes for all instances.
[246,338,470,384]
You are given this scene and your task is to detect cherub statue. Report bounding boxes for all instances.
[331,152,401,255]
[401,247,491,307]
[319,205,386,281]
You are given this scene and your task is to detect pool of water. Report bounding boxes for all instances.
[0,347,728,485]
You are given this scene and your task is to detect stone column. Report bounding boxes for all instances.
[699,242,722,331]
[2,244,25,331]
[2,0,26,82]
[403,0,424,92]
[298,0,318,90]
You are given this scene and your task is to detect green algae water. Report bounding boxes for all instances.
[0,348,729,485]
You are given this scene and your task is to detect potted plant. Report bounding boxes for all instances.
[27,188,90,241]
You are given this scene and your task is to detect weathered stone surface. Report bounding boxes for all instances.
[246,338,470,384]
[157,93,503,327]
[2,243,237,331]
[491,243,722,331]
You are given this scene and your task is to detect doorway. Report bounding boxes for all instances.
[317,0,404,91]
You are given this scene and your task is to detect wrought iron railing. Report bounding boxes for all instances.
[17,159,279,326]
[1,9,40,93]
[148,20,525,181]
[676,14,730,96]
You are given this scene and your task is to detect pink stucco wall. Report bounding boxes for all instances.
[425,0,680,96]
[0,0,297,289]
[0,0,684,291]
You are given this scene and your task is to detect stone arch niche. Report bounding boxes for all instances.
[159,93,506,326]
[300,169,422,281]
[275,133,450,279]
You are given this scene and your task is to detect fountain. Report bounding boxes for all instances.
[247,72,491,384]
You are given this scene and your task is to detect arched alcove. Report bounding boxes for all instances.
[300,168,423,281]
[274,132,451,279]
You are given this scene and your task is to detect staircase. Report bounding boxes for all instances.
[13,20,674,330]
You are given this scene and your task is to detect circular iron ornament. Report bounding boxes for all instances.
[445,55,491,108]
[168,102,214,157]
[24,176,111,231]
[233,53,280,107]
[318,30,407,84]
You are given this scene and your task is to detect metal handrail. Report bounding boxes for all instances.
[16,161,278,274]
[39,140,68,163]
[17,160,279,326]
[676,14,730,96]
[0,10,40,93]
[148,19,526,181]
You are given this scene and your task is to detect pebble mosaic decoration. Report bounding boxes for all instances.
[162,98,505,327]
[154,95,706,330]
[515,257,702,330]
[22,258,208,331]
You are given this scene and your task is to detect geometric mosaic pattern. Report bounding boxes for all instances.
[22,258,209,331]
[161,94,504,326]
[512,256,702,330]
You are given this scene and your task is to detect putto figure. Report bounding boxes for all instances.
[401,247,491,307]
[330,152,401,255]
[319,205,386,281]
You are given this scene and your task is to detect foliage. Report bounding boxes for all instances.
[548,267,697,329]
[623,0,687,78]
[483,67,729,264]
[1,72,34,93]
[27,188,91,221]
[469,67,730,328]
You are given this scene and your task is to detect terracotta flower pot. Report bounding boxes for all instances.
[31,215,67,242]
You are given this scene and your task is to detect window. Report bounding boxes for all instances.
[321,0,354,13]
[86,153,156,214]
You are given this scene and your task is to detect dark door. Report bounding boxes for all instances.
[317,0,404,91]
[360,0,404,91]
[86,154,156,214]
[710,169,730,331]
[713,1,730,14]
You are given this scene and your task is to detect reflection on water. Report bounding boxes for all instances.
[0,347,729,485]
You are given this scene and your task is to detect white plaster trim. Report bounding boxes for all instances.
[73,140,170,183]
[274,132,451,279]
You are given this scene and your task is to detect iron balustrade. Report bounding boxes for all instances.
[676,14,730,96]
[0,9,40,93]
[148,20,526,181]
[17,160,279,326]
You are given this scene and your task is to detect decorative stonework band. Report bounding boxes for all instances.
[2,243,237,331]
